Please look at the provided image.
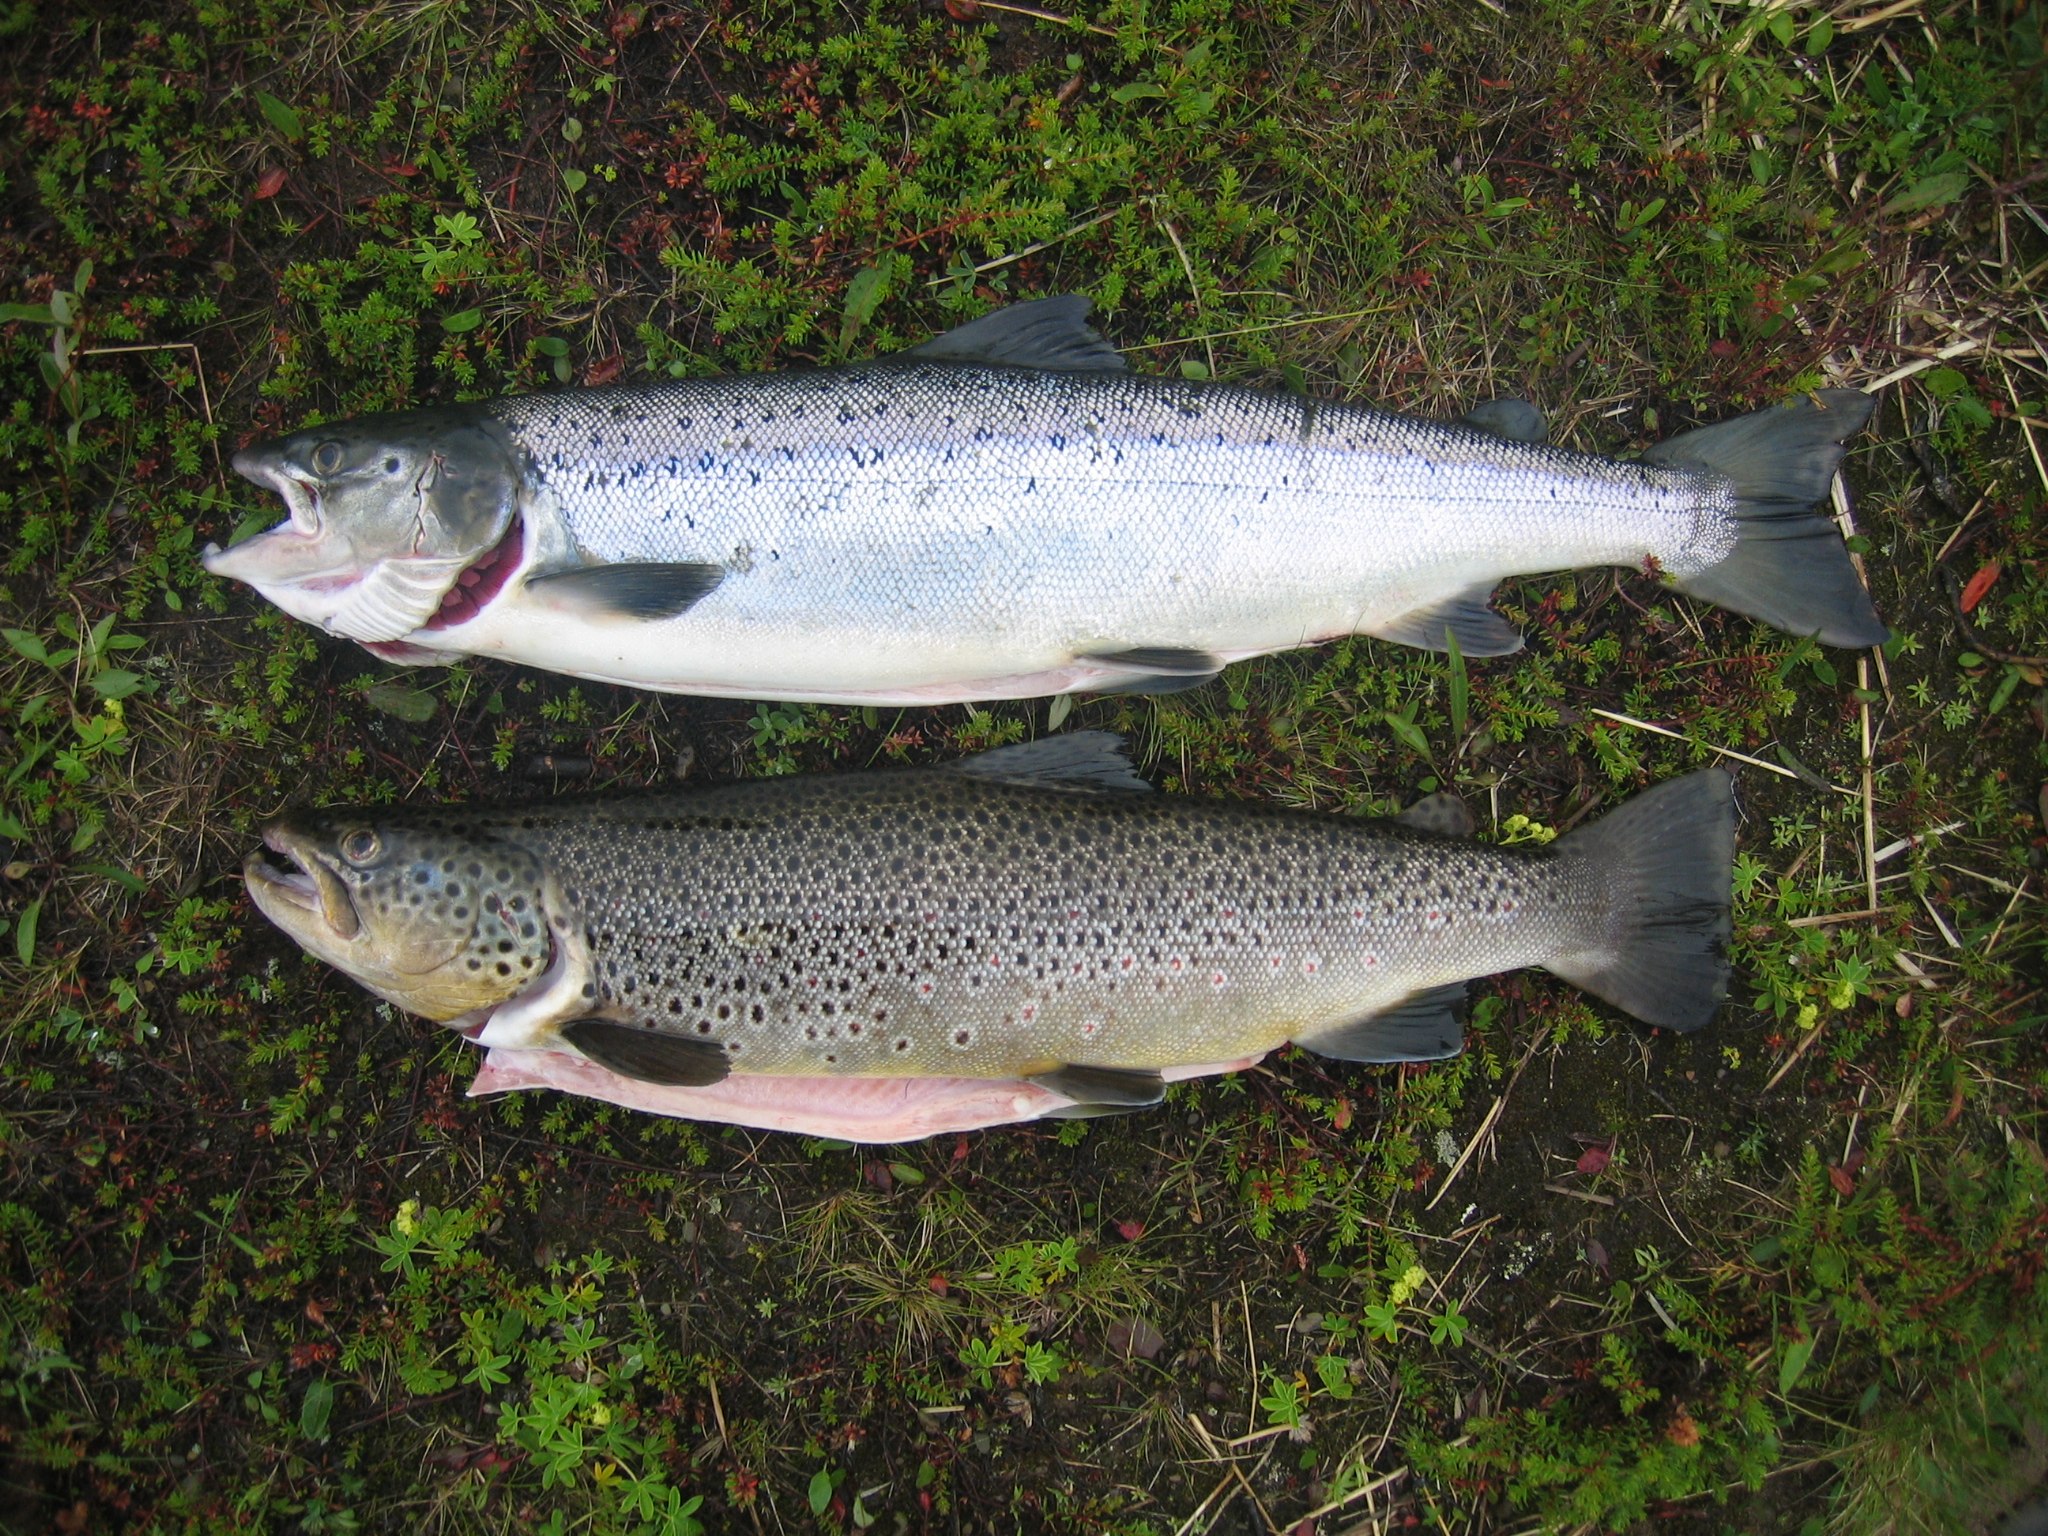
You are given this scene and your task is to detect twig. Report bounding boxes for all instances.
[1786,907,1879,928]
[921,209,1116,287]
[1863,333,1995,392]
[1585,709,1851,792]
[1542,1182,1616,1206]
[1426,1027,1548,1211]
[1984,876,2033,955]
[957,0,1134,44]
[1872,821,1964,863]
[1917,892,1961,948]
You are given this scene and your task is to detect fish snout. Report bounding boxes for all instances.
[245,823,362,943]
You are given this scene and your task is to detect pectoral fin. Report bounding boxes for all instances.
[560,1019,732,1086]
[524,562,725,620]
[1293,983,1468,1063]
[1027,1064,1167,1109]
[1366,589,1522,656]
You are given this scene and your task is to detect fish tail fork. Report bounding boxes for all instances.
[1650,389,1888,648]
[1547,770,1736,1032]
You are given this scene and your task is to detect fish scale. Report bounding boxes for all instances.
[242,736,1735,1129]
[490,363,1725,659]
[207,296,1885,703]
[516,770,1591,1077]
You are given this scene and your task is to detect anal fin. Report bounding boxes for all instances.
[524,562,725,620]
[1080,645,1224,694]
[561,1018,732,1086]
[1366,589,1522,656]
[1294,983,1468,1063]
[1028,1064,1167,1109]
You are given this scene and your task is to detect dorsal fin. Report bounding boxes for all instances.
[1461,397,1548,443]
[1394,792,1474,838]
[903,296,1127,373]
[949,732,1153,794]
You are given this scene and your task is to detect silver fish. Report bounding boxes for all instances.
[204,297,1884,706]
[241,734,1734,1140]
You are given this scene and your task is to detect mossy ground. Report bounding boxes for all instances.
[1,2,2044,1532]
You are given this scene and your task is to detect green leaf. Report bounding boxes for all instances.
[1778,1333,1816,1396]
[89,669,149,701]
[807,1465,834,1516]
[16,895,40,965]
[79,863,147,894]
[0,303,57,325]
[1382,710,1432,760]
[359,681,439,722]
[887,1161,925,1185]
[534,336,569,357]
[300,1378,334,1440]
[1445,629,1468,744]
[4,628,49,665]
[1883,171,1970,215]
[255,90,303,141]
[440,308,484,334]
[1046,692,1073,732]
[1110,80,1165,103]
[842,265,890,334]
[561,167,588,194]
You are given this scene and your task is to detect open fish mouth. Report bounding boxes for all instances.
[243,828,360,942]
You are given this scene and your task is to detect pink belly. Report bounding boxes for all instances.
[466,1045,1264,1141]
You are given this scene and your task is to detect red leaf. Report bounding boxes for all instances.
[1576,1143,1612,1176]
[254,166,288,200]
[1960,561,2001,614]
[927,1272,948,1295]
[381,158,420,177]
[1828,1164,1855,1197]
[1116,1218,1145,1242]
[583,353,624,387]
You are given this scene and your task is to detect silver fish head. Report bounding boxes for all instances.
[204,408,523,643]
[244,809,551,1021]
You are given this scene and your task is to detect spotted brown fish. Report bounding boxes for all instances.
[242,735,1734,1138]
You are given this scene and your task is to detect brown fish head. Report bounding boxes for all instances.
[244,808,551,1021]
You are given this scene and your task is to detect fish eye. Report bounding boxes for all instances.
[338,828,381,865]
[311,440,346,475]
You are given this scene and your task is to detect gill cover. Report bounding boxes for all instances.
[204,406,522,643]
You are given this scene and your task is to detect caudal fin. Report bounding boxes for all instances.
[1548,770,1735,1032]
[1646,390,1887,648]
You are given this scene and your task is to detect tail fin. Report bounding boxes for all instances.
[1548,770,1735,1032]
[1646,389,1888,648]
